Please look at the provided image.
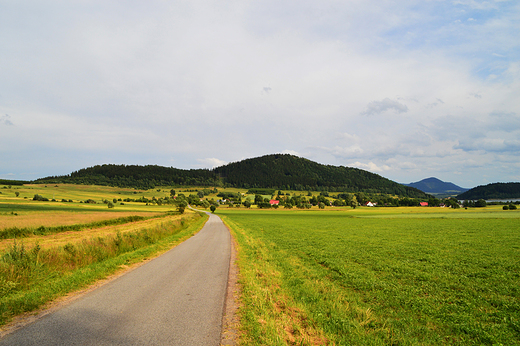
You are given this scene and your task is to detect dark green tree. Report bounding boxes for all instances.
[254,194,263,205]
[475,199,487,207]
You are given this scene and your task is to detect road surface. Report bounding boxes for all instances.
[0,212,231,346]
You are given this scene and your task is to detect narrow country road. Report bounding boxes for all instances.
[0,212,231,346]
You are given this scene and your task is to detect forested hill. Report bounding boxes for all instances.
[213,154,428,197]
[456,182,520,200]
[35,165,220,190]
[34,154,428,198]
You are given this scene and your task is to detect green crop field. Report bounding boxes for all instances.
[219,207,520,345]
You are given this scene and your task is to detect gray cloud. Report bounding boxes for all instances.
[361,98,408,116]
[1,114,13,126]
[455,139,520,153]
[426,98,445,108]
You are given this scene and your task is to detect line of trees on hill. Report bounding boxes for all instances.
[457,182,520,200]
[0,179,28,186]
[34,164,221,190]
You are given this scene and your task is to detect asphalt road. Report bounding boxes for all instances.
[0,212,231,346]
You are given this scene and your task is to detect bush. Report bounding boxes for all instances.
[509,204,517,210]
[33,194,49,201]
[503,205,509,210]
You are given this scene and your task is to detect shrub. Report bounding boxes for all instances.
[33,194,49,201]
[509,204,517,210]
[503,205,509,210]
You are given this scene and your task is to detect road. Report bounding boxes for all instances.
[0,212,231,346]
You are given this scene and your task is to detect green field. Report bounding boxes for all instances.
[219,207,520,345]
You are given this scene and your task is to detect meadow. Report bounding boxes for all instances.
[219,207,520,345]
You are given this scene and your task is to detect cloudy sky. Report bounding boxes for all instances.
[1,0,519,188]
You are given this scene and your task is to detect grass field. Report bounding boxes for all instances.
[219,207,520,345]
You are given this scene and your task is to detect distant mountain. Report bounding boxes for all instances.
[34,154,429,198]
[457,182,520,200]
[405,177,468,195]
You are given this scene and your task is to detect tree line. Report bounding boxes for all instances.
[457,182,520,200]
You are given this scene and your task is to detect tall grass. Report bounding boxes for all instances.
[0,212,207,326]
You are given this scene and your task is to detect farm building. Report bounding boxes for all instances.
[420,202,428,206]
[269,200,280,205]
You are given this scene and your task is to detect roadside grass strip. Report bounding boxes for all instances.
[0,212,208,327]
[220,209,520,345]
[224,217,331,345]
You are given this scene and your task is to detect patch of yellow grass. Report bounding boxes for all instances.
[0,212,195,252]
[0,211,159,229]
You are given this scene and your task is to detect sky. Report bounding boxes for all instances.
[1,0,519,188]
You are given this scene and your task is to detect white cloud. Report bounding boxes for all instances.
[281,149,300,156]
[197,158,228,169]
[349,161,391,173]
